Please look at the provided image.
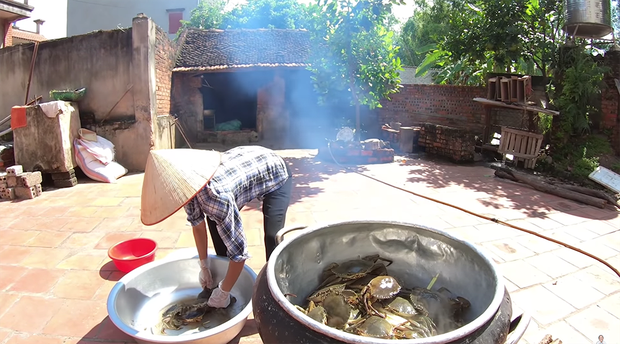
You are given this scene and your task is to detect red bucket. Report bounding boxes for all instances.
[108,238,157,273]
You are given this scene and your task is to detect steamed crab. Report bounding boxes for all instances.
[317,254,393,289]
[361,275,401,318]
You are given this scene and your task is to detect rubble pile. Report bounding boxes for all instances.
[0,165,43,200]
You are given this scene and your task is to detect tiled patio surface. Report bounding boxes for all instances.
[1,149,619,344]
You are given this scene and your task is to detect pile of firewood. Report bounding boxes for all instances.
[494,166,620,210]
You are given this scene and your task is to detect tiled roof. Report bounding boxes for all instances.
[174,28,311,72]
[11,28,46,43]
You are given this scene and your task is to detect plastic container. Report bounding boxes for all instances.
[108,238,157,273]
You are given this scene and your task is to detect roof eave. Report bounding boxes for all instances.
[172,64,311,72]
[0,0,34,22]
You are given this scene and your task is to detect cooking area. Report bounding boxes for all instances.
[0,148,618,344]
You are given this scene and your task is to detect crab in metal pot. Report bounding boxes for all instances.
[361,276,401,318]
[306,283,347,304]
[318,254,393,289]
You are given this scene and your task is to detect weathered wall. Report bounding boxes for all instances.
[1,14,174,172]
[377,84,487,133]
[257,72,290,147]
[67,0,197,40]
[171,72,203,146]
[0,28,134,122]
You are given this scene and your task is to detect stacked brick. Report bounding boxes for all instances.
[418,123,476,163]
[0,165,43,200]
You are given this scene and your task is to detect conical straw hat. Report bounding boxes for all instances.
[141,149,221,226]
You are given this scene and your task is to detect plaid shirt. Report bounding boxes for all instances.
[184,146,290,262]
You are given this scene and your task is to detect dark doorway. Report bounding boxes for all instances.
[199,71,274,131]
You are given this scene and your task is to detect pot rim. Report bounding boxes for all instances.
[106,253,257,343]
[266,220,506,344]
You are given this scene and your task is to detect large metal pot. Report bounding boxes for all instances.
[253,220,530,344]
[107,252,257,344]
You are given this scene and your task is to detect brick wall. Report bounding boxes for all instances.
[4,23,13,47]
[154,26,174,116]
[418,123,476,163]
[377,84,487,132]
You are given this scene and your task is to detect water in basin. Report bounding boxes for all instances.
[131,286,248,337]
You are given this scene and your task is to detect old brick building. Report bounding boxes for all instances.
[170,27,317,148]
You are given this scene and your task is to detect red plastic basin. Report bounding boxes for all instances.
[108,238,157,273]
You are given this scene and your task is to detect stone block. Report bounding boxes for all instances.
[18,171,43,187]
[54,177,78,188]
[34,184,43,196]
[15,186,37,199]
[6,165,23,176]
[6,176,18,188]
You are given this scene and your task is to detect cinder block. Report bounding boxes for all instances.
[6,165,23,176]
[18,171,42,188]
[0,172,6,182]
[2,188,16,200]
[6,176,17,188]
[34,184,43,196]
[15,186,37,199]
[0,182,6,191]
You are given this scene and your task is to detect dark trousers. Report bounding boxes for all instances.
[206,165,293,261]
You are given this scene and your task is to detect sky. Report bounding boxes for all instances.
[11,0,415,40]
[13,0,68,39]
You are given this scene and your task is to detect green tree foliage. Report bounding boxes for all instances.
[180,0,312,31]
[223,0,313,29]
[409,0,564,85]
[181,0,229,30]
[306,0,404,138]
[396,0,451,66]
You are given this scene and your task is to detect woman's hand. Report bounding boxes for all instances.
[207,281,231,308]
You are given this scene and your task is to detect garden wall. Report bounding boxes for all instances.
[377,84,487,133]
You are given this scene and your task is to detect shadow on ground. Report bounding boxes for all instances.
[241,153,369,211]
[396,155,618,221]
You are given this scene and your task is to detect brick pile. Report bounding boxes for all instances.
[0,165,43,200]
[418,123,476,163]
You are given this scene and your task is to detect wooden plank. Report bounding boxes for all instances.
[473,97,560,116]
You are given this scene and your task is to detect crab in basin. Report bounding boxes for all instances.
[361,275,401,318]
[317,254,393,289]
[160,301,213,333]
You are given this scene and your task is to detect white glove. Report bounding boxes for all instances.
[198,258,216,289]
[207,281,231,308]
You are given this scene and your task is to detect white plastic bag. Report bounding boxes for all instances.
[77,135,115,164]
[73,130,127,183]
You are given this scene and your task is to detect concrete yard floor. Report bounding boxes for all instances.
[0,149,619,344]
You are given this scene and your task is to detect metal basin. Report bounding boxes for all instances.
[107,251,257,344]
[254,220,529,343]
